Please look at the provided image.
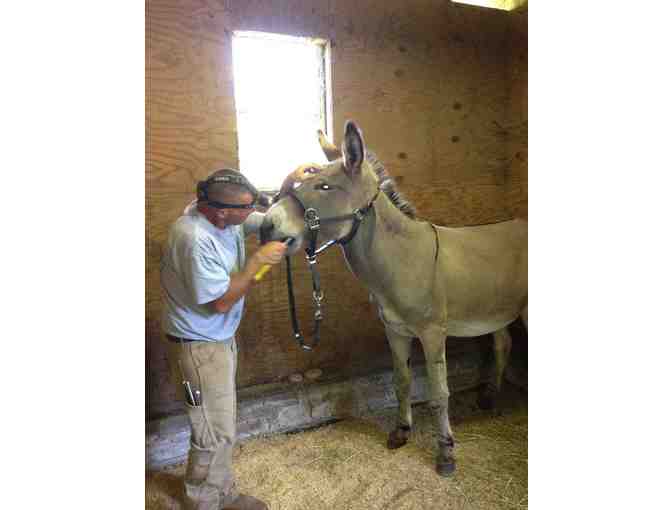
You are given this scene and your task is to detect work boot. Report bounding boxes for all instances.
[184,441,237,510]
[220,493,268,510]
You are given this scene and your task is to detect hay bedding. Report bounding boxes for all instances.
[147,385,527,510]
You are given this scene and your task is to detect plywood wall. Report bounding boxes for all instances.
[506,5,528,219]
[147,0,528,418]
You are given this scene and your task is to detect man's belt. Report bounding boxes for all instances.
[166,334,200,343]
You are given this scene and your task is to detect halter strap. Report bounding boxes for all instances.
[336,189,380,245]
[300,188,381,252]
[282,188,380,351]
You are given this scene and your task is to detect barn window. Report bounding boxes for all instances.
[451,0,525,11]
[232,31,332,191]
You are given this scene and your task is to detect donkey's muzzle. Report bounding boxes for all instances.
[259,216,274,244]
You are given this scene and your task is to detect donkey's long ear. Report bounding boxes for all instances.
[317,130,340,161]
[341,120,365,177]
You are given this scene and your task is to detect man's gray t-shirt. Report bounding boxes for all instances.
[160,202,263,342]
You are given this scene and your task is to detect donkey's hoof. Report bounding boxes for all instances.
[386,426,411,450]
[477,393,496,410]
[436,454,456,477]
[477,384,497,410]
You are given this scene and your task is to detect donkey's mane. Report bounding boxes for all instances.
[367,151,417,219]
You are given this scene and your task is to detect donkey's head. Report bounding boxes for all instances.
[260,120,381,253]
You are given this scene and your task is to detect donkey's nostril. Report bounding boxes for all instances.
[259,218,274,243]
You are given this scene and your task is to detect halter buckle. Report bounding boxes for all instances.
[304,208,320,231]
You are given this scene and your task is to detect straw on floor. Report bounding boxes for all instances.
[147,384,527,510]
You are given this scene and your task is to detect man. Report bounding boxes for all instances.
[160,168,286,510]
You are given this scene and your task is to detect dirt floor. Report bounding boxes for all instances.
[147,384,527,510]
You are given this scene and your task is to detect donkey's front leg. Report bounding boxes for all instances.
[419,330,456,476]
[385,327,414,450]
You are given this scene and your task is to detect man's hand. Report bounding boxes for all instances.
[252,241,287,266]
[210,241,287,314]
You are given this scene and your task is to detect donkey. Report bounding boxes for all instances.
[260,120,527,476]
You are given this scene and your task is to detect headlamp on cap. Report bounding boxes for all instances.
[196,170,269,209]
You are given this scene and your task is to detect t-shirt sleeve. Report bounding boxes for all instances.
[184,238,232,305]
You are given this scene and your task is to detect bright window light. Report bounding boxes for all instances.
[232,31,332,191]
[451,0,524,10]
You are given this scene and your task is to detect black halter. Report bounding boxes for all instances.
[281,189,380,350]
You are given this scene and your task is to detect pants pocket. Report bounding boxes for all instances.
[185,401,213,449]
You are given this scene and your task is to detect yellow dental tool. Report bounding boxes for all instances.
[253,238,293,281]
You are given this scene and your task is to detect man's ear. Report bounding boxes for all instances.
[341,120,365,177]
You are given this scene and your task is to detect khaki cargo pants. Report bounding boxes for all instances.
[167,338,239,510]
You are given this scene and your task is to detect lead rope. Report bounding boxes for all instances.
[285,253,322,351]
[284,211,323,351]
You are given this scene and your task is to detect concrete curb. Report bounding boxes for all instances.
[147,352,484,470]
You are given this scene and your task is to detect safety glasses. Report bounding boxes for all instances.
[206,200,257,210]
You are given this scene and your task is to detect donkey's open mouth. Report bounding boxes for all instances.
[259,196,307,256]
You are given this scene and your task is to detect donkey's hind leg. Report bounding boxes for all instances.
[478,327,513,410]
[385,327,414,450]
[419,329,456,476]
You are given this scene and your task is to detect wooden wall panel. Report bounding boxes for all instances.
[506,6,528,219]
[147,0,527,419]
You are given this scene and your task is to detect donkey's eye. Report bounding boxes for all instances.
[315,183,332,191]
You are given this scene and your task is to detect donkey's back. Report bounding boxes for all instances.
[433,218,527,337]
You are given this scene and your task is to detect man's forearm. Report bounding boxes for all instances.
[211,259,262,313]
[210,239,286,314]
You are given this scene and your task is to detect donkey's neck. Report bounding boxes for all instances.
[341,191,432,297]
